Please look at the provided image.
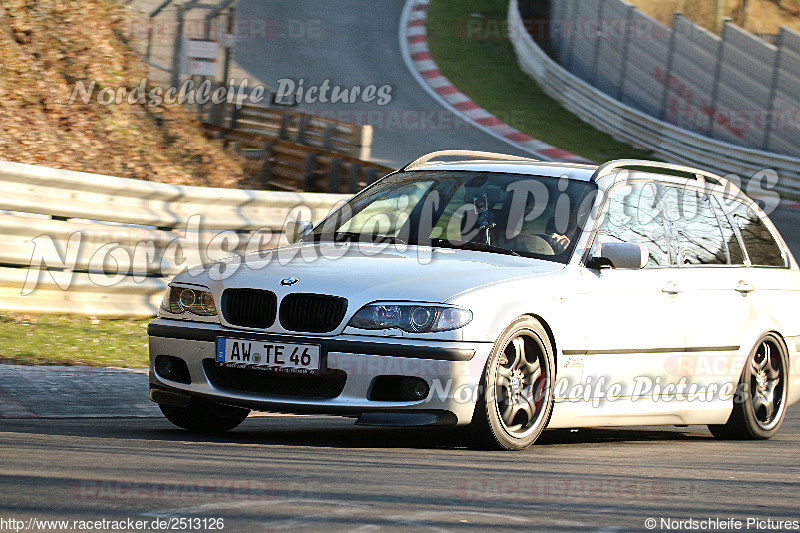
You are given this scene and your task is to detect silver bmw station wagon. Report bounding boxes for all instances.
[148,151,800,450]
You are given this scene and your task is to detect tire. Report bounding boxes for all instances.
[709,333,788,440]
[468,316,555,450]
[159,398,250,434]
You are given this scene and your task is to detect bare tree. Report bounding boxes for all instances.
[716,0,727,32]
[765,0,799,15]
[735,0,752,28]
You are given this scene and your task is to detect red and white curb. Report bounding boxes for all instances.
[398,0,800,209]
[400,0,592,164]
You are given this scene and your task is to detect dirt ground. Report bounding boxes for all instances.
[630,0,800,36]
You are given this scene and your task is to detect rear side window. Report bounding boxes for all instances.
[659,186,728,265]
[593,182,670,267]
[724,201,785,267]
[711,196,746,265]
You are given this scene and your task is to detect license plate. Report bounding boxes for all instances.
[215,338,320,372]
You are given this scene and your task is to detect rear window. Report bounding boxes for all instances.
[659,186,728,266]
[721,200,785,267]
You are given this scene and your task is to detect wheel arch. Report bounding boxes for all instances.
[523,312,558,372]
[764,329,791,389]
[734,328,790,379]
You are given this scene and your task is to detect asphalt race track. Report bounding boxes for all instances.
[228,0,536,167]
[2,1,800,532]
[227,0,800,253]
[1,411,799,532]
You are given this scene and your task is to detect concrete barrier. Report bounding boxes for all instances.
[509,0,800,200]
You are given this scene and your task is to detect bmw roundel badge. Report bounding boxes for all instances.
[281,277,300,286]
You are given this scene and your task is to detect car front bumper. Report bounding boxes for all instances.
[148,318,493,426]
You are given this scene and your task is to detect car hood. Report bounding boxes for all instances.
[180,242,564,304]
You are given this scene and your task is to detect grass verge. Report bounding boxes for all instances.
[0,313,151,368]
[425,0,654,162]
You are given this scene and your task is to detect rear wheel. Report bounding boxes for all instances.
[468,316,555,450]
[159,398,250,434]
[709,334,788,440]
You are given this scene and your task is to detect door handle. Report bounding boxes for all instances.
[662,281,681,295]
[735,280,755,294]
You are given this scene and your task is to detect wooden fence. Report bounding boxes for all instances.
[203,123,393,194]
[210,103,374,160]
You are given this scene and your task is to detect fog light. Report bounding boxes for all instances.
[154,355,192,384]
[400,377,429,401]
[155,355,174,380]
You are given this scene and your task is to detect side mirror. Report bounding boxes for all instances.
[589,242,648,270]
[285,220,313,244]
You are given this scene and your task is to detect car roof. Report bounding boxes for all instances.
[404,160,598,181]
[400,152,746,199]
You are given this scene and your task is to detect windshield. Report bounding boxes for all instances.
[304,170,598,263]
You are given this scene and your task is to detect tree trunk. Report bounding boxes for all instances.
[737,0,752,28]
[716,0,727,33]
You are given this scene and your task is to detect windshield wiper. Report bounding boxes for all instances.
[311,233,517,256]
[311,232,407,245]
[424,238,520,257]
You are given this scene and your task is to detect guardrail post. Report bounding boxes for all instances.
[365,168,378,186]
[707,19,731,137]
[303,152,319,190]
[170,3,185,89]
[145,17,153,65]
[590,0,606,87]
[565,0,581,71]
[278,114,290,140]
[230,105,240,129]
[260,142,273,184]
[209,82,226,126]
[348,164,362,193]
[763,28,785,151]
[221,6,236,102]
[659,12,681,121]
[358,125,373,161]
[297,115,311,145]
[328,158,342,193]
[322,123,335,150]
[616,4,636,100]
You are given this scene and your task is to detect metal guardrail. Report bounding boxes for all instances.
[0,160,350,316]
[508,0,800,200]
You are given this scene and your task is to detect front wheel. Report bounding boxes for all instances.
[468,316,555,450]
[159,398,250,434]
[709,334,788,440]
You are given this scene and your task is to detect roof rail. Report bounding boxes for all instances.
[403,150,539,171]
[590,159,742,194]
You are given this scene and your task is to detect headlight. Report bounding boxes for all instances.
[160,286,217,317]
[348,304,472,333]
